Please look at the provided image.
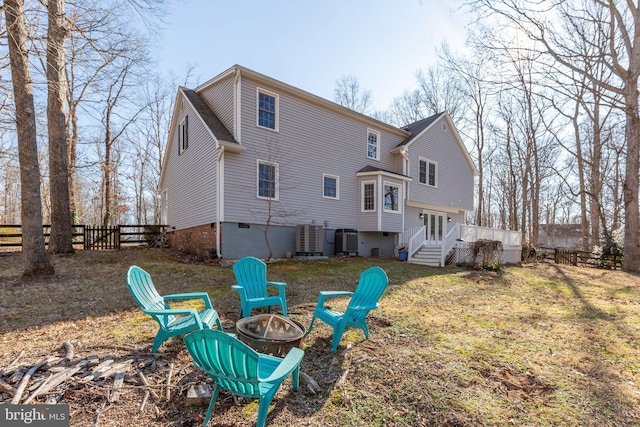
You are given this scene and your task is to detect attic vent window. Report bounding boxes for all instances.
[441,122,448,132]
[178,116,188,154]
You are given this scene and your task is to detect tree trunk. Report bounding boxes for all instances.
[67,103,79,223]
[622,83,640,272]
[102,103,112,227]
[47,0,74,254]
[5,0,54,276]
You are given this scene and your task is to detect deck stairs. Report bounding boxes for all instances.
[408,245,442,267]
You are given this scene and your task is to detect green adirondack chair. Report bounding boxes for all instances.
[184,329,304,427]
[127,265,224,353]
[307,266,388,352]
[232,257,288,318]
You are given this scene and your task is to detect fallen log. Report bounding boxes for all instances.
[11,360,47,404]
[62,341,75,360]
[300,371,321,394]
[0,378,15,396]
[165,363,174,401]
[137,369,160,400]
[109,372,125,403]
[24,365,82,404]
[1,350,25,376]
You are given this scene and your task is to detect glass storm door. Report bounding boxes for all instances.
[423,211,445,244]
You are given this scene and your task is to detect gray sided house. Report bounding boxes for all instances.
[159,65,481,264]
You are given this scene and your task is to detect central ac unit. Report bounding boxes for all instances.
[296,224,323,255]
[335,229,358,256]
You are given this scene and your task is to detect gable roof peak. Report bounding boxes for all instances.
[402,112,447,135]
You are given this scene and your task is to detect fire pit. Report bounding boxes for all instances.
[235,314,306,357]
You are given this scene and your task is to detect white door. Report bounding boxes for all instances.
[423,211,445,245]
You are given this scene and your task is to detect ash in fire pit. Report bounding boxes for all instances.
[235,314,306,357]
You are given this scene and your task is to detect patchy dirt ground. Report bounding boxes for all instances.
[1,249,639,426]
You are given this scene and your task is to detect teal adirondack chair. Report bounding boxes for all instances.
[184,329,304,427]
[307,266,388,352]
[127,265,225,353]
[232,257,288,318]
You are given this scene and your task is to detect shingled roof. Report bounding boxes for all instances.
[357,165,411,179]
[403,112,445,134]
[181,87,238,144]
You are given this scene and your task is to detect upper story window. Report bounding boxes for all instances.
[362,181,375,212]
[384,182,400,212]
[178,116,188,154]
[257,160,279,200]
[419,158,438,187]
[257,88,278,131]
[323,174,339,199]
[367,129,380,160]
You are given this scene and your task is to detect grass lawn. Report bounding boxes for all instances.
[1,248,639,426]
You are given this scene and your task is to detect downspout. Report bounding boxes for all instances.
[234,68,241,142]
[216,147,224,258]
[400,147,409,233]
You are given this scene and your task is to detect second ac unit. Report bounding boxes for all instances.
[296,224,323,255]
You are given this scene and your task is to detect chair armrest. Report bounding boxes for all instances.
[145,308,204,327]
[262,347,305,383]
[317,291,353,306]
[231,285,247,297]
[164,292,212,309]
[267,281,287,295]
[348,303,379,313]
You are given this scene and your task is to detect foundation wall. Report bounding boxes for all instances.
[167,224,217,259]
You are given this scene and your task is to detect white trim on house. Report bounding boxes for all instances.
[392,112,478,177]
[383,181,402,214]
[256,159,279,201]
[234,68,241,143]
[419,157,438,188]
[322,173,340,200]
[161,189,168,225]
[361,180,376,212]
[256,87,279,132]
[204,65,409,137]
[367,128,381,161]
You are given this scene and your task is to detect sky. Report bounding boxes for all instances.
[157,0,468,112]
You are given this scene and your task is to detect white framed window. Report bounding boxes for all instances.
[383,182,400,212]
[257,160,279,200]
[323,174,339,199]
[257,88,279,131]
[178,116,188,154]
[367,128,380,160]
[361,181,376,212]
[419,158,438,187]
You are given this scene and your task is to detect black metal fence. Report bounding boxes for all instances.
[0,224,168,250]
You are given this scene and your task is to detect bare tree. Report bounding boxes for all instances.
[415,64,466,127]
[467,0,640,272]
[5,0,54,276]
[389,89,424,127]
[439,43,496,227]
[249,136,304,260]
[46,0,74,253]
[333,74,373,114]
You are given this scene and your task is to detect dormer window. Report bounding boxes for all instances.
[367,129,380,160]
